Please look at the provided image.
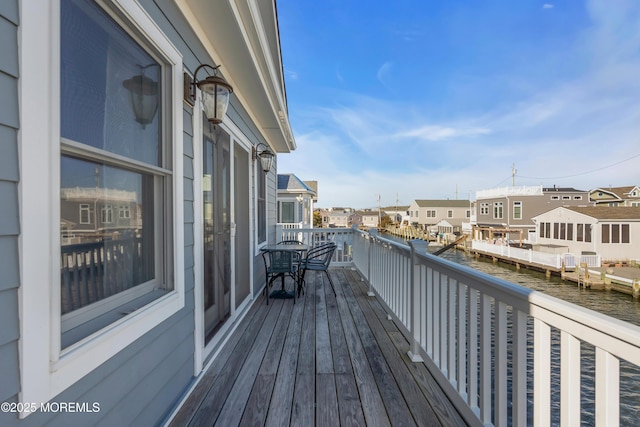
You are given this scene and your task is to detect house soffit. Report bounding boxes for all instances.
[176,0,295,153]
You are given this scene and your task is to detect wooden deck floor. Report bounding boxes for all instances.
[169,267,467,427]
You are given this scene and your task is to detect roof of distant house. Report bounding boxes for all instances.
[590,186,639,199]
[277,174,316,194]
[565,206,640,220]
[542,187,586,192]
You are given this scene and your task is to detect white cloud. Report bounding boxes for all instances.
[376,61,394,91]
[285,68,298,80]
[542,4,554,9]
[397,125,491,142]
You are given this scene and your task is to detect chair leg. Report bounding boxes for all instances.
[298,269,307,297]
[324,270,337,297]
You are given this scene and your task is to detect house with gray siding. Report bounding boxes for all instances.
[2,0,294,425]
[474,185,590,243]
[408,199,471,233]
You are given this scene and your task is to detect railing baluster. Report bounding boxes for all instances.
[512,309,528,427]
[534,318,551,427]
[479,293,492,425]
[561,330,581,427]
[467,287,479,415]
[595,347,619,427]
[495,301,507,427]
[457,282,467,400]
[433,270,440,367]
[441,274,448,375]
[448,277,456,386]
[426,266,434,359]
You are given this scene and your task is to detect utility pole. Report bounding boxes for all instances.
[511,163,517,187]
[378,194,381,227]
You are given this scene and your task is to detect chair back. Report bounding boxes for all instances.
[305,242,336,269]
[268,249,296,274]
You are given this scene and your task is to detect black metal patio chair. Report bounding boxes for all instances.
[298,242,337,297]
[261,249,299,305]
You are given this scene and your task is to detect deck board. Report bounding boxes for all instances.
[170,267,467,427]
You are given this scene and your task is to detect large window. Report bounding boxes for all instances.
[602,223,630,244]
[19,0,184,408]
[60,0,173,348]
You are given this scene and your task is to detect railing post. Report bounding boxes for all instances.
[408,239,428,363]
[367,229,378,296]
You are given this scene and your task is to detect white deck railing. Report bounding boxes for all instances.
[352,229,640,427]
[275,225,353,266]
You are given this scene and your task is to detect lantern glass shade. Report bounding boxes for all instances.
[258,149,275,173]
[198,75,233,124]
[123,74,159,127]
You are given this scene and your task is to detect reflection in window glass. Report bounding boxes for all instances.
[60,156,155,315]
[61,0,161,166]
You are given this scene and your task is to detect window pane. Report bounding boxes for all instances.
[61,0,161,166]
[60,155,156,315]
[281,202,295,223]
[602,224,610,243]
[611,224,620,244]
[622,224,630,243]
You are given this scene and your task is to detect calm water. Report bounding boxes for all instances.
[383,234,640,425]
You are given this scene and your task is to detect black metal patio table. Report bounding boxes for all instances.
[261,243,308,300]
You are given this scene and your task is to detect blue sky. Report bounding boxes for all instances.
[276,0,640,209]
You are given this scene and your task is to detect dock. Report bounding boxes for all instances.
[471,248,640,298]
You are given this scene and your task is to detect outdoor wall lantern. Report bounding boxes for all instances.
[184,64,233,124]
[123,64,159,128]
[253,143,275,173]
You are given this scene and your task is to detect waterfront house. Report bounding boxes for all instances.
[354,209,381,228]
[4,0,294,424]
[589,185,640,207]
[321,207,357,228]
[381,205,410,225]
[276,174,316,228]
[408,199,471,233]
[532,206,640,264]
[474,185,590,244]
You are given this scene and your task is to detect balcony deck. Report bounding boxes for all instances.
[169,267,467,426]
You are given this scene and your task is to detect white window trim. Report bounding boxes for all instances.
[19,0,184,414]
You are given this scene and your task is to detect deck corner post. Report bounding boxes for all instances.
[407,239,428,363]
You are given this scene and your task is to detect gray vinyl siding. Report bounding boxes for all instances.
[0,0,20,417]
[0,1,196,426]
